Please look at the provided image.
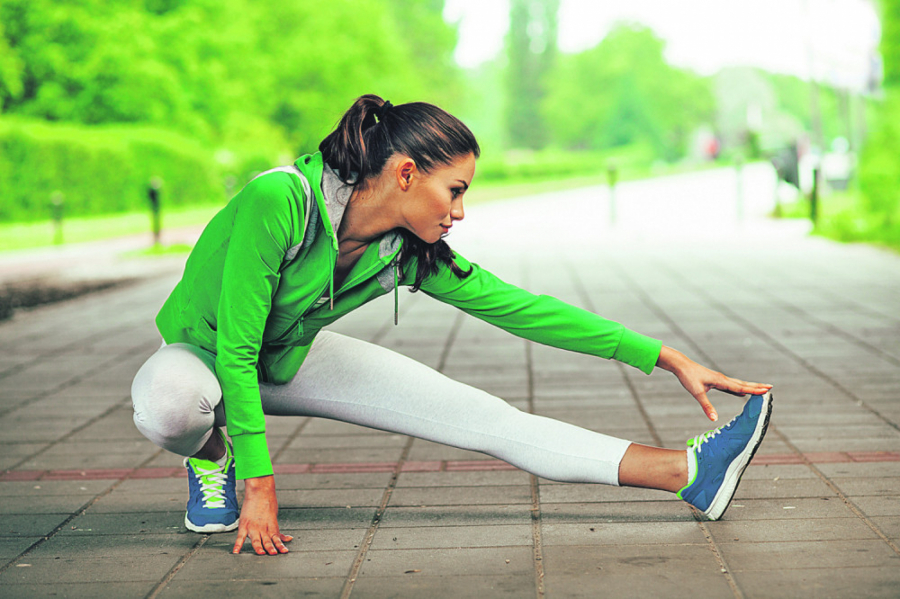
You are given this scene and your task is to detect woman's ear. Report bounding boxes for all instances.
[396,157,417,191]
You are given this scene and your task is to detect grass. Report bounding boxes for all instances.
[0,203,224,253]
[122,243,194,258]
[774,189,900,254]
[0,157,734,254]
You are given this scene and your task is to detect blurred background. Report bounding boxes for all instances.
[0,0,897,253]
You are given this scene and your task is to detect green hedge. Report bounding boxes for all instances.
[0,119,226,222]
[858,88,900,227]
[476,144,657,183]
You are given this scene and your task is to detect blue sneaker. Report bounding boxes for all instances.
[678,392,773,521]
[184,430,239,533]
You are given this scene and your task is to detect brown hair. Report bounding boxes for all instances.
[319,94,480,291]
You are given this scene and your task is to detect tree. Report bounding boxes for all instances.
[505,0,558,149]
[858,0,900,225]
[0,0,466,152]
[882,0,900,86]
[542,23,713,160]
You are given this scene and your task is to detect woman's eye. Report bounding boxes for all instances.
[451,188,462,198]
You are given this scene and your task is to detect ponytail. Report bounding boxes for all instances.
[318,95,394,184]
[319,94,480,290]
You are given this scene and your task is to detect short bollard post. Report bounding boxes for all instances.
[50,191,64,245]
[607,161,618,226]
[772,166,782,218]
[810,166,820,226]
[148,177,163,246]
[735,155,745,224]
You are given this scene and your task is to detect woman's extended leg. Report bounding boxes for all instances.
[261,331,681,488]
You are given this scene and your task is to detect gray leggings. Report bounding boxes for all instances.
[131,331,631,485]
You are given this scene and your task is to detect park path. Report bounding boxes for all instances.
[0,164,898,598]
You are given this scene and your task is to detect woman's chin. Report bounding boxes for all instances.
[407,228,444,244]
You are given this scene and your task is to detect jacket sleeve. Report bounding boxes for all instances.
[418,252,662,374]
[216,175,300,480]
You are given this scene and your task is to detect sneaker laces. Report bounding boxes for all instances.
[191,462,228,508]
[687,414,739,454]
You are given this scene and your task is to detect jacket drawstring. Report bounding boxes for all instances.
[393,259,399,325]
[329,271,334,310]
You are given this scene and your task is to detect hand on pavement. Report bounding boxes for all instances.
[232,475,293,555]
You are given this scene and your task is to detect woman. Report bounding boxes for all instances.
[131,95,773,556]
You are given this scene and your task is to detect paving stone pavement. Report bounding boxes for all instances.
[1,166,899,598]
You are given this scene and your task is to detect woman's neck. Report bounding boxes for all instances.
[337,180,399,249]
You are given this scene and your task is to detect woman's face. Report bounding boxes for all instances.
[398,153,476,244]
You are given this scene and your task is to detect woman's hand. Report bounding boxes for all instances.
[656,345,773,422]
[232,475,293,555]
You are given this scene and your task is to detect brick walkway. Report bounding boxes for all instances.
[1,167,898,597]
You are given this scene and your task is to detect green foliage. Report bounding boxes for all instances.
[505,0,558,149]
[764,72,858,148]
[858,88,900,224]
[542,24,713,160]
[779,190,900,254]
[384,0,462,109]
[852,2,900,239]
[0,0,465,223]
[0,203,223,252]
[0,0,461,152]
[881,0,900,86]
[476,143,655,183]
[0,118,224,222]
[0,0,212,134]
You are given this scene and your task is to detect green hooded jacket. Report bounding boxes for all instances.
[156,152,662,479]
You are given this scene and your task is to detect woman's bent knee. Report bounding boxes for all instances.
[131,343,222,456]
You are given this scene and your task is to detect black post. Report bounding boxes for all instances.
[148,178,162,246]
[735,155,745,224]
[607,161,618,226]
[773,167,782,218]
[50,191,64,245]
[810,166,820,225]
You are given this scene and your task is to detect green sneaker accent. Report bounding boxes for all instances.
[676,449,699,499]
[187,433,233,508]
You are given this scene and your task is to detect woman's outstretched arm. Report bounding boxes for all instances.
[417,254,661,374]
[416,253,771,417]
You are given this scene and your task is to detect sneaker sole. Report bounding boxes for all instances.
[184,513,239,533]
[703,391,773,521]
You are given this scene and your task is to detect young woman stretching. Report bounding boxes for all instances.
[131,95,773,556]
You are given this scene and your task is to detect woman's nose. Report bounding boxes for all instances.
[451,199,465,221]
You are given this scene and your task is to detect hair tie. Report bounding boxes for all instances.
[375,100,393,122]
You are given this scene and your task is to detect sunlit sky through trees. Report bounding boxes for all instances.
[444,0,881,92]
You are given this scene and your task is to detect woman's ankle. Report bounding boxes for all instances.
[618,444,689,494]
[191,428,226,462]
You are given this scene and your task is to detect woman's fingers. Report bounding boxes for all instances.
[232,528,248,554]
[694,391,718,422]
[714,376,773,397]
[663,346,773,418]
[234,528,291,556]
[274,534,290,554]
[262,534,278,556]
[250,532,265,555]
